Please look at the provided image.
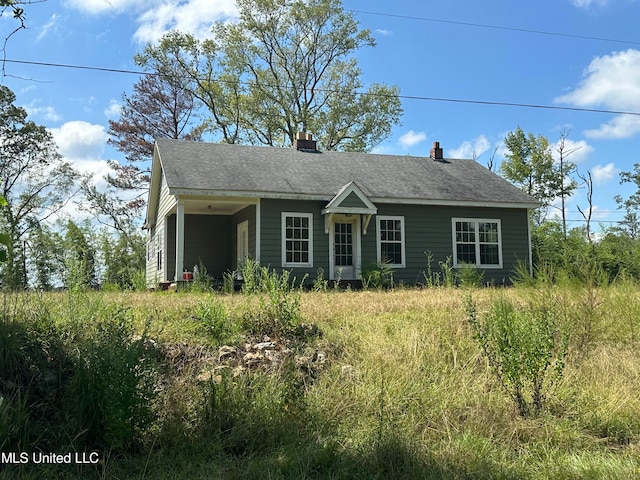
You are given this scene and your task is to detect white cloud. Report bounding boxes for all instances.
[556,49,640,110]
[49,120,108,160]
[24,101,62,122]
[584,115,640,139]
[47,121,113,224]
[375,29,392,36]
[591,162,619,185]
[555,49,640,139]
[63,0,237,43]
[37,13,61,41]
[104,99,122,118]
[551,138,593,163]
[398,130,427,149]
[133,0,237,43]
[449,135,491,159]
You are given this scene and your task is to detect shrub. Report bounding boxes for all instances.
[456,262,484,288]
[464,293,569,417]
[362,259,394,289]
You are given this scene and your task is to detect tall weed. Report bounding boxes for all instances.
[66,306,157,450]
[464,292,569,417]
[194,296,240,345]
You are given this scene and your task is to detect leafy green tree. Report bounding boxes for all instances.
[135,0,402,152]
[0,86,78,289]
[28,221,65,290]
[99,229,145,289]
[614,163,640,240]
[594,231,640,280]
[500,127,576,225]
[64,220,97,290]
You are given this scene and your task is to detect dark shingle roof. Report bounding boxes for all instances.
[154,138,538,206]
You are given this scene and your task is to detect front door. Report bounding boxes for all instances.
[331,216,360,280]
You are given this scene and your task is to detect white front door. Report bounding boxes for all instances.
[237,220,249,271]
[330,216,360,280]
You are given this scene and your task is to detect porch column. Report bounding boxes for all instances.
[175,200,185,281]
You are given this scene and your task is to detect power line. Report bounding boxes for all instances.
[6,58,640,117]
[348,9,640,46]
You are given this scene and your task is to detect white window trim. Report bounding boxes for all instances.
[376,216,406,268]
[451,218,503,269]
[281,212,314,268]
[156,231,163,272]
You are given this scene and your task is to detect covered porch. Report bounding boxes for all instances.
[163,195,258,285]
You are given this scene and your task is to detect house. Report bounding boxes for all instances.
[144,136,538,287]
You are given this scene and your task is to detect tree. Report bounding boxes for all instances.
[87,64,205,260]
[576,170,594,244]
[28,221,64,290]
[107,72,205,192]
[500,126,576,225]
[614,163,640,240]
[135,0,402,152]
[99,229,145,289]
[554,129,579,238]
[0,86,78,289]
[64,220,97,289]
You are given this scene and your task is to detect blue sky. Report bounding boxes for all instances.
[3,0,640,232]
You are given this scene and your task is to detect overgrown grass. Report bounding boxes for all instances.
[1,284,640,479]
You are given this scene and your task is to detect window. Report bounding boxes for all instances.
[452,218,502,268]
[377,216,405,267]
[282,213,313,267]
[156,232,163,271]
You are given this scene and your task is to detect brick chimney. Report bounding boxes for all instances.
[294,131,317,152]
[430,141,443,160]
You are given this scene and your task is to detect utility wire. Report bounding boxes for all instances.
[5,58,640,117]
[348,9,640,46]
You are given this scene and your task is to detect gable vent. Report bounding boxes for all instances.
[430,141,443,160]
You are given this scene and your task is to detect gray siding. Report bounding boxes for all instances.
[364,204,530,284]
[260,198,329,280]
[260,199,530,285]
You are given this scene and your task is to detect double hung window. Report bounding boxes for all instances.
[282,213,313,267]
[377,216,405,267]
[452,218,502,268]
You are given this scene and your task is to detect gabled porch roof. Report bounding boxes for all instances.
[321,182,377,235]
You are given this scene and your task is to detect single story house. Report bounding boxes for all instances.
[144,136,538,287]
